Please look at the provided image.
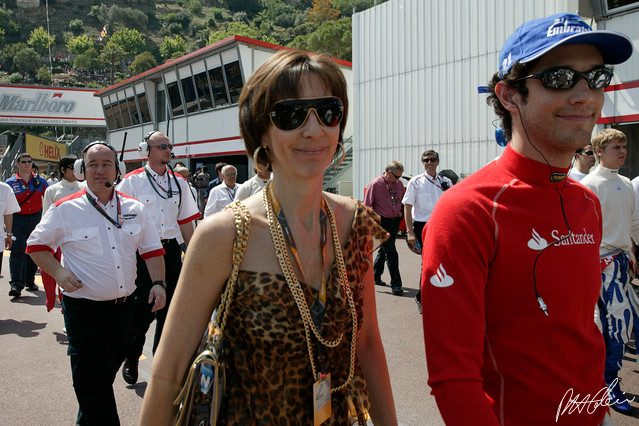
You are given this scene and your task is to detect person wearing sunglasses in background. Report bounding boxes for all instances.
[6,152,48,298]
[116,131,200,386]
[402,150,452,313]
[140,50,397,425]
[568,144,596,182]
[364,160,406,296]
[421,13,632,425]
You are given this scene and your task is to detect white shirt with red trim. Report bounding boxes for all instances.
[26,187,164,301]
[117,164,200,240]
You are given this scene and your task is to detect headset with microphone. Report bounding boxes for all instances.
[73,141,127,186]
[139,130,183,207]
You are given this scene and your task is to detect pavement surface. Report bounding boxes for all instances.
[1,241,639,425]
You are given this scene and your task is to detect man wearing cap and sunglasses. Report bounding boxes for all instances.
[568,144,596,182]
[421,13,633,425]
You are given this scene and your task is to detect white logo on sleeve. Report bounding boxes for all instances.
[527,228,548,250]
[430,264,454,288]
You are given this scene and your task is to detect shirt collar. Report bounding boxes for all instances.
[498,145,571,188]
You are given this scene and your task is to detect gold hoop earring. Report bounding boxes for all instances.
[253,145,272,172]
[329,143,346,168]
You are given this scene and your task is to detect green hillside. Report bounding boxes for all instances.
[0,0,386,89]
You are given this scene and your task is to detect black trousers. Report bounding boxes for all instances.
[9,211,41,289]
[63,296,134,426]
[413,221,426,300]
[374,216,403,289]
[127,239,182,361]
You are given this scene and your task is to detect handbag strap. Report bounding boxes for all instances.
[210,201,251,340]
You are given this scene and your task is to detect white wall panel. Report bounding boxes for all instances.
[352,0,579,199]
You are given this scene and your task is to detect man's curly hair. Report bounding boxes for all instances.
[486,62,535,142]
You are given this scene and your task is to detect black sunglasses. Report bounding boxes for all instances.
[580,150,594,156]
[517,66,613,90]
[151,144,173,150]
[422,158,439,163]
[20,160,32,164]
[269,97,344,131]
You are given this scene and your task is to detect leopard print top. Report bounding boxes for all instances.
[219,200,388,424]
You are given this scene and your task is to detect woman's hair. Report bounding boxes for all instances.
[486,62,534,142]
[238,49,349,157]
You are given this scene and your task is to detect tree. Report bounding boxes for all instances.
[37,66,51,85]
[74,48,103,71]
[28,27,55,56]
[100,43,125,84]
[69,18,84,34]
[130,51,157,74]
[160,35,187,60]
[307,0,341,23]
[218,0,261,14]
[0,8,20,42]
[67,35,94,56]
[13,47,41,75]
[109,28,145,56]
[208,22,278,45]
[289,18,352,61]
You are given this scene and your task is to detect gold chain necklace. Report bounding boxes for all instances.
[263,182,358,392]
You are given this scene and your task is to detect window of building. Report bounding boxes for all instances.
[157,89,166,123]
[180,74,199,114]
[224,61,243,104]
[104,104,116,130]
[193,70,213,111]
[166,80,185,117]
[119,99,132,128]
[111,101,123,129]
[137,92,152,123]
[605,0,639,13]
[208,66,229,107]
[128,97,140,125]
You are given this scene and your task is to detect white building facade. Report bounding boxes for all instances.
[352,0,639,199]
[95,36,353,186]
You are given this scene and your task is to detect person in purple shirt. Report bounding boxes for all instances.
[364,160,405,295]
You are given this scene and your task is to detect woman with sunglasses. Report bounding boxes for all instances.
[140,50,397,425]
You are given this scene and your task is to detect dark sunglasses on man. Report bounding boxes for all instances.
[422,158,439,163]
[517,66,613,90]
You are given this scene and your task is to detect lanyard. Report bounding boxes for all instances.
[226,186,237,201]
[425,173,442,189]
[268,184,328,306]
[86,191,122,229]
[269,185,330,373]
[145,168,173,199]
[384,178,400,205]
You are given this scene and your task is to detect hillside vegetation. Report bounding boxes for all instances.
[0,0,386,89]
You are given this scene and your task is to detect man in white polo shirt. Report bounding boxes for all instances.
[402,150,452,313]
[26,142,166,425]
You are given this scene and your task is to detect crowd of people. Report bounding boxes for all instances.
[3,11,639,425]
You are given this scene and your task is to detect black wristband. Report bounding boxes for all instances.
[153,280,167,290]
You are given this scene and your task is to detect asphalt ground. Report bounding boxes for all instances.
[1,241,638,425]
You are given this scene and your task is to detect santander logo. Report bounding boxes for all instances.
[430,264,454,288]
[527,228,548,250]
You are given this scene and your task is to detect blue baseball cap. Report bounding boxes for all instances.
[498,13,633,77]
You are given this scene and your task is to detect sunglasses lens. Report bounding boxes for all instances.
[589,68,612,89]
[270,98,343,131]
[539,67,612,90]
[542,68,575,89]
